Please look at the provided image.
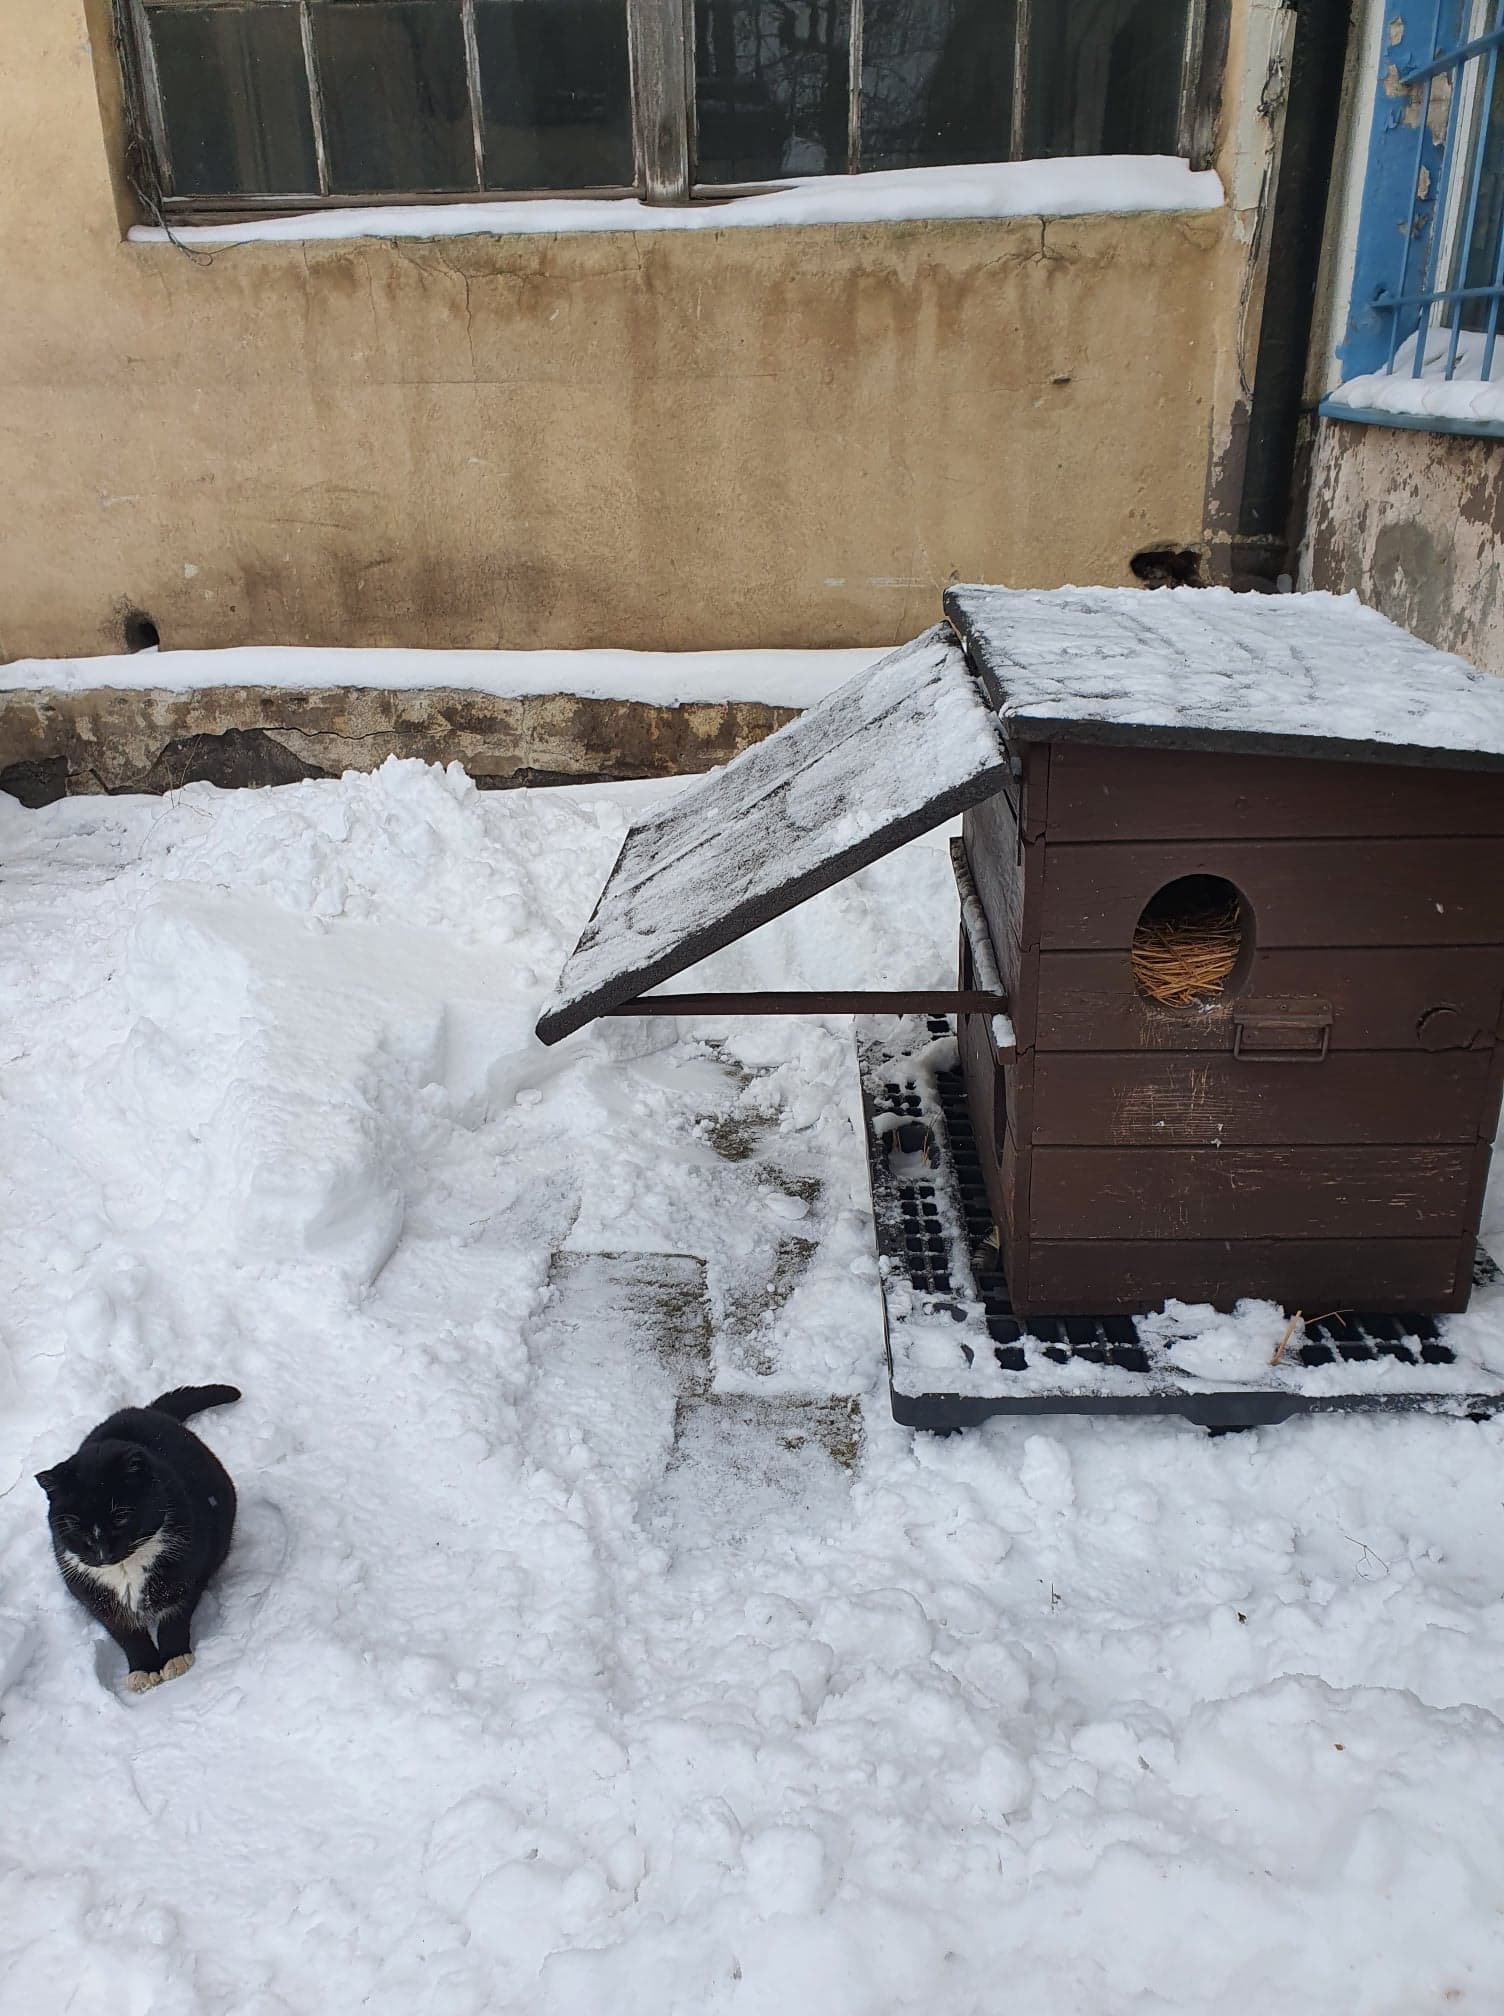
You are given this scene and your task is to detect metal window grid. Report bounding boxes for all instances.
[116,0,1219,221]
[1327,0,1504,433]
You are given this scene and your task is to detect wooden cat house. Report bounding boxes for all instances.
[537,586,1504,1428]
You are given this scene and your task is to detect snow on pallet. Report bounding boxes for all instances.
[861,1015,1504,1430]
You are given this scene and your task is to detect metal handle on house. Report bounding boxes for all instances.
[1231,999,1333,1063]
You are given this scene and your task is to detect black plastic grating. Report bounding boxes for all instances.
[906,1045,1461,1377]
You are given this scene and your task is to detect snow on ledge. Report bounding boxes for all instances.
[128,156,1224,249]
[0,642,887,711]
[1325,326,1504,429]
[1325,370,1504,428]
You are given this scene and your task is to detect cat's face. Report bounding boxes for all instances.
[36,1448,165,1565]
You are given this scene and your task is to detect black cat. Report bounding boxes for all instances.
[36,1384,241,1693]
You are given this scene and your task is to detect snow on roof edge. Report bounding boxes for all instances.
[128,157,1224,250]
[945,583,1504,772]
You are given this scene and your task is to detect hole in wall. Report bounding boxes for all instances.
[1130,547,1205,589]
[1132,874,1252,1008]
[0,756,69,809]
[122,610,161,653]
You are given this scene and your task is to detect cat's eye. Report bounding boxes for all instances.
[113,1510,130,1525]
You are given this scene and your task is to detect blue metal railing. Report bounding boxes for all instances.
[1325,0,1504,431]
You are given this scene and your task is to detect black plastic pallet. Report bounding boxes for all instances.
[867,1016,1504,1431]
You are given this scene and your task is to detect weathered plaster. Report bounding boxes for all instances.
[0,0,1269,661]
[0,686,796,802]
[1301,417,1504,672]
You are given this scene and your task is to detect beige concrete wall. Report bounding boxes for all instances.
[1301,418,1504,675]
[1,0,1260,664]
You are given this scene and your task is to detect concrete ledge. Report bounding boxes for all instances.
[0,685,798,804]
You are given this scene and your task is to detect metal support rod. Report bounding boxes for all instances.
[602,991,1009,1018]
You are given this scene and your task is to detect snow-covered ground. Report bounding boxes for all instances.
[4,759,1504,2013]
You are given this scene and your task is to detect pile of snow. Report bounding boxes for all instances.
[4,758,1504,2011]
[1327,325,1504,428]
[0,643,884,710]
[129,157,1222,250]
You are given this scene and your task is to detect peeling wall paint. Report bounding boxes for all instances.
[1300,417,1504,673]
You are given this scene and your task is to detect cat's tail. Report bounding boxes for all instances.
[149,1384,242,1422]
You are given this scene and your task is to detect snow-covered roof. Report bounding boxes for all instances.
[946,585,1504,771]
[535,628,1010,1043]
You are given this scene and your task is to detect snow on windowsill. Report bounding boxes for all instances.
[127,156,1224,249]
[0,642,887,710]
[1325,324,1504,428]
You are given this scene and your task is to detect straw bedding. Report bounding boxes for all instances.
[1132,897,1242,1007]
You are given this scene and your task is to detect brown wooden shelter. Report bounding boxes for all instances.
[539,585,1504,1325]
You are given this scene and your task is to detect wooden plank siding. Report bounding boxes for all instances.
[1032,946,1504,1053]
[1040,839,1504,951]
[1044,743,1504,843]
[958,741,1504,1318]
[1031,1051,1494,1147]
[1024,1239,1467,1315]
[1029,1146,1475,1241]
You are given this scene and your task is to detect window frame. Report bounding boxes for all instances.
[113,0,1224,223]
[1324,0,1504,439]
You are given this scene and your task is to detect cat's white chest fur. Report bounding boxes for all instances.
[65,1530,167,1615]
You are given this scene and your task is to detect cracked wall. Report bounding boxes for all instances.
[4,0,1256,663]
[1301,418,1504,673]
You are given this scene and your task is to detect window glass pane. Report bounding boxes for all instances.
[1025,0,1188,160]
[860,0,1014,173]
[313,1,475,193]
[148,5,319,196]
[475,0,632,189]
[1456,61,1504,333]
[695,0,850,184]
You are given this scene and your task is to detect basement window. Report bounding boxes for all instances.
[115,0,1220,221]
[1324,0,1504,439]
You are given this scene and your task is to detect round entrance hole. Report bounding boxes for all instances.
[1132,874,1251,1008]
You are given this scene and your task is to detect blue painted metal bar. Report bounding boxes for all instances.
[1399,19,1504,83]
[1378,279,1504,307]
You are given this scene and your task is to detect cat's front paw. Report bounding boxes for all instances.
[158,1653,194,1683]
[125,1668,162,1693]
